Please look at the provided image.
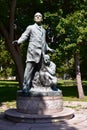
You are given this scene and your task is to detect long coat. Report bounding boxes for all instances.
[18,23,49,63]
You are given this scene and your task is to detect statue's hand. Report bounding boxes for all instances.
[12,40,18,45]
[50,49,56,53]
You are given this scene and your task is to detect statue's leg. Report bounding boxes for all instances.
[22,62,35,92]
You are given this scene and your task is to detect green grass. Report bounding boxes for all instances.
[0,79,87,112]
[0,80,18,111]
[0,80,18,102]
[58,79,87,101]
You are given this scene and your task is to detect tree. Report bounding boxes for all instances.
[0,0,42,87]
[56,6,87,98]
[0,0,24,87]
[0,39,15,78]
[0,0,87,98]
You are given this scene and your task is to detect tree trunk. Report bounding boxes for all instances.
[74,53,85,99]
[0,0,24,88]
[7,39,24,88]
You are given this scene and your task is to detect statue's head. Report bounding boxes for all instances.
[44,54,50,65]
[34,12,43,24]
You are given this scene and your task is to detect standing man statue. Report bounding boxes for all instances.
[12,12,54,93]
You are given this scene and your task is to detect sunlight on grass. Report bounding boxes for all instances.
[63,96,87,102]
[0,101,16,112]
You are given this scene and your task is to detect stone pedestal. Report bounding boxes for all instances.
[17,89,63,115]
[5,88,74,123]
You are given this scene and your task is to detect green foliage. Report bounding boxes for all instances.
[0,0,87,79]
[16,0,42,33]
[0,39,15,78]
[43,1,87,79]
[55,3,87,78]
[0,0,10,24]
[56,10,87,51]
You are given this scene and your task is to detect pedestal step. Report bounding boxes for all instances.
[5,90,74,123]
[5,107,74,123]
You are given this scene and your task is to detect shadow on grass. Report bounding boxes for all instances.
[82,85,87,95]
[58,85,78,98]
[58,82,87,98]
[0,83,18,105]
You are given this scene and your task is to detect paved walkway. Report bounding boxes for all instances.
[0,101,87,130]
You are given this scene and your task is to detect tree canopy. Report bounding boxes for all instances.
[0,0,87,97]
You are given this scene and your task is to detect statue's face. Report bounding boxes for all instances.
[34,12,43,23]
[44,55,50,65]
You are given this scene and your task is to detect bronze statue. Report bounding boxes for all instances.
[12,12,55,93]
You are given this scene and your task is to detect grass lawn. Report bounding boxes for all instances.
[58,80,87,101]
[0,79,87,112]
[0,80,18,112]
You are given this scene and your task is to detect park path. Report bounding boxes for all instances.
[0,101,87,130]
